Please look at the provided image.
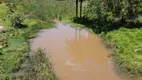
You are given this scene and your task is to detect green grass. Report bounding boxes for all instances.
[0,52,21,80]
[0,3,55,80]
[0,3,11,28]
[102,28,142,76]
[23,49,56,80]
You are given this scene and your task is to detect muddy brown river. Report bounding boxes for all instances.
[31,22,122,80]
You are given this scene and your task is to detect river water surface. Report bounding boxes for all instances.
[31,22,122,80]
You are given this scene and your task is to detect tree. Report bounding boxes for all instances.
[80,0,83,17]
[76,0,79,17]
[85,0,142,24]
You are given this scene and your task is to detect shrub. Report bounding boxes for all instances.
[10,11,27,28]
[85,0,142,23]
[84,0,142,33]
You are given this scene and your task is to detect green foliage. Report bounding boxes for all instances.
[102,28,142,75]
[0,24,54,80]
[20,0,75,20]
[22,19,37,27]
[23,49,56,80]
[0,2,55,80]
[85,0,102,19]
[0,3,11,28]
[0,3,27,29]
[10,11,26,28]
[7,36,29,51]
[2,0,22,5]
[85,0,142,23]
[82,0,142,33]
[0,33,29,79]
[0,52,21,80]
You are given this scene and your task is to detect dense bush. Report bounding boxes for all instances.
[85,0,142,23]
[10,11,27,28]
[0,2,27,28]
[83,0,142,33]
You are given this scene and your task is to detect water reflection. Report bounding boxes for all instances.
[65,28,110,64]
[31,22,121,80]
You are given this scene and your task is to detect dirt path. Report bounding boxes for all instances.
[31,22,123,80]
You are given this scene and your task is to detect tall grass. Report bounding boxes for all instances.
[21,0,75,20]
[102,28,142,76]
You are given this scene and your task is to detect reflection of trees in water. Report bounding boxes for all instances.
[65,29,104,64]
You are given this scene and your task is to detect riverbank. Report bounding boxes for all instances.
[64,18,142,79]
[101,28,142,80]
[0,3,55,80]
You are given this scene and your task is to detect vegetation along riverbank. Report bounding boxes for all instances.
[0,1,55,80]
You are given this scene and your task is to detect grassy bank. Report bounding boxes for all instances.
[101,28,142,76]
[0,3,55,80]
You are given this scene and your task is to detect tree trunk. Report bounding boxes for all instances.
[76,0,79,17]
[80,0,83,17]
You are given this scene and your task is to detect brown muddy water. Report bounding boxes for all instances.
[31,22,123,80]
